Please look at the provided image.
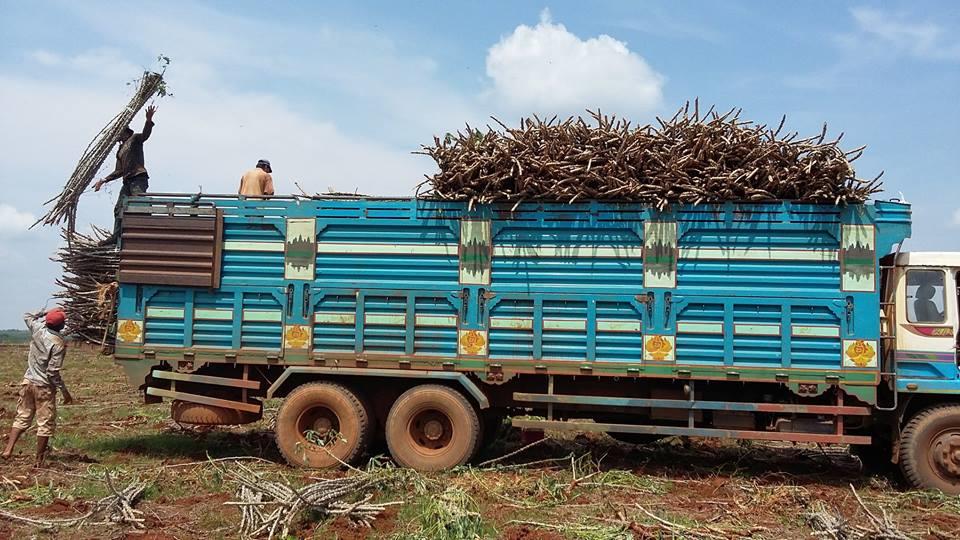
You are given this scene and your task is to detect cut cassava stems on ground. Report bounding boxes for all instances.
[0,474,147,531]
[221,461,402,539]
[418,102,882,209]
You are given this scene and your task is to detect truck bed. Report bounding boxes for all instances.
[114,196,911,405]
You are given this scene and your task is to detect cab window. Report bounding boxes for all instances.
[906,269,946,324]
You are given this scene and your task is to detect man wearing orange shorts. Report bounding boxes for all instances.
[2,308,73,466]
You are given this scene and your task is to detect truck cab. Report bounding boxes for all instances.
[878,252,960,492]
[886,253,960,390]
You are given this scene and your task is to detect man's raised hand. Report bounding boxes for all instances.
[146,104,157,121]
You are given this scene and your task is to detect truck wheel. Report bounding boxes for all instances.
[899,404,960,494]
[171,400,261,425]
[275,382,371,468]
[385,385,480,471]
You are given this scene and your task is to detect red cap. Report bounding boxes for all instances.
[45,309,66,328]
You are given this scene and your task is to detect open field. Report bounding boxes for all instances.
[0,344,957,539]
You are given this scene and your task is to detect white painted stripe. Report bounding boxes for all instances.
[792,325,841,338]
[415,314,457,327]
[543,319,587,331]
[223,241,284,252]
[365,313,406,326]
[315,312,356,325]
[317,242,457,256]
[146,307,185,319]
[194,309,233,321]
[490,317,533,330]
[677,322,724,335]
[734,324,781,336]
[597,320,642,332]
[242,309,282,322]
[494,245,642,258]
[680,247,838,262]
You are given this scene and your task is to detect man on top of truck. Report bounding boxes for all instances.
[239,159,275,196]
[94,104,158,246]
[2,308,73,467]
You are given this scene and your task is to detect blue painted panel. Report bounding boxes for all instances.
[117,196,912,380]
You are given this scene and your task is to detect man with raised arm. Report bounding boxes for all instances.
[2,308,73,467]
[94,104,157,246]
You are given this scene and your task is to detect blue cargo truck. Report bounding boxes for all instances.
[112,194,960,492]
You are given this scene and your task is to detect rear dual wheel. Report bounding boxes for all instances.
[275,382,372,468]
[276,382,482,471]
[386,385,481,471]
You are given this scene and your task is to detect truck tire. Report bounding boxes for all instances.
[171,400,261,425]
[899,404,960,494]
[385,385,480,471]
[275,382,371,469]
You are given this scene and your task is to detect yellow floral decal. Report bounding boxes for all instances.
[117,320,143,343]
[645,335,673,361]
[284,325,310,349]
[845,340,876,368]
[459,330,486,355]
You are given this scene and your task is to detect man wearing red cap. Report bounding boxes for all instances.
[2,308,74,466]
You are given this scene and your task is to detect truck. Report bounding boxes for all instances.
[111,193,960,493]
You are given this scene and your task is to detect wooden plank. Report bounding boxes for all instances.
[151,369,259,389]
[145,387,261,413]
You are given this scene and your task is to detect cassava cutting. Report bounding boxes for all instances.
[417,102,882,208]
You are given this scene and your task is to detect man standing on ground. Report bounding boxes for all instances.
[2,309,73,467]
[239,159,275,196]
[94,104,158,246]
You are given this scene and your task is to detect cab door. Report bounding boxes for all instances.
[896,267,958,378]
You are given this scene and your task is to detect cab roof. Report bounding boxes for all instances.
[893,252,960,268]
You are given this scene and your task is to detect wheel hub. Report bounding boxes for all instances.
[297,405,341,444]
[410,410,453,451]
[933,433,960,478]
[423,419,444,441]
[313,416,334,435]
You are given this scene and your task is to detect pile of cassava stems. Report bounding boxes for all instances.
[53,228,119,345]
[417,102,882,209]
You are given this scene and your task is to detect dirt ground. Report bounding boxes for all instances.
[0,344,956,539]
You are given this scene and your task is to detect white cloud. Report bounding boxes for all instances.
[0,204,35,236]
[28,50,61,66]
[485,9,665,115]
[848,7,960,61]
[0,5,670,326]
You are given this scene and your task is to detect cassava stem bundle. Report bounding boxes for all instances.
[53,227,119,345]
[418,102,882,209]
[34,71,164,233]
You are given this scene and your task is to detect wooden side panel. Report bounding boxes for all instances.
[119,212,224,288]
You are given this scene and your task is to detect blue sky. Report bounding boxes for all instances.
[0,1,958,327]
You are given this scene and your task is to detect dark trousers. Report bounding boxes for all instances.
[104,174,149,246]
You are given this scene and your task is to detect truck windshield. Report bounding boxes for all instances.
[906,269,946,324]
